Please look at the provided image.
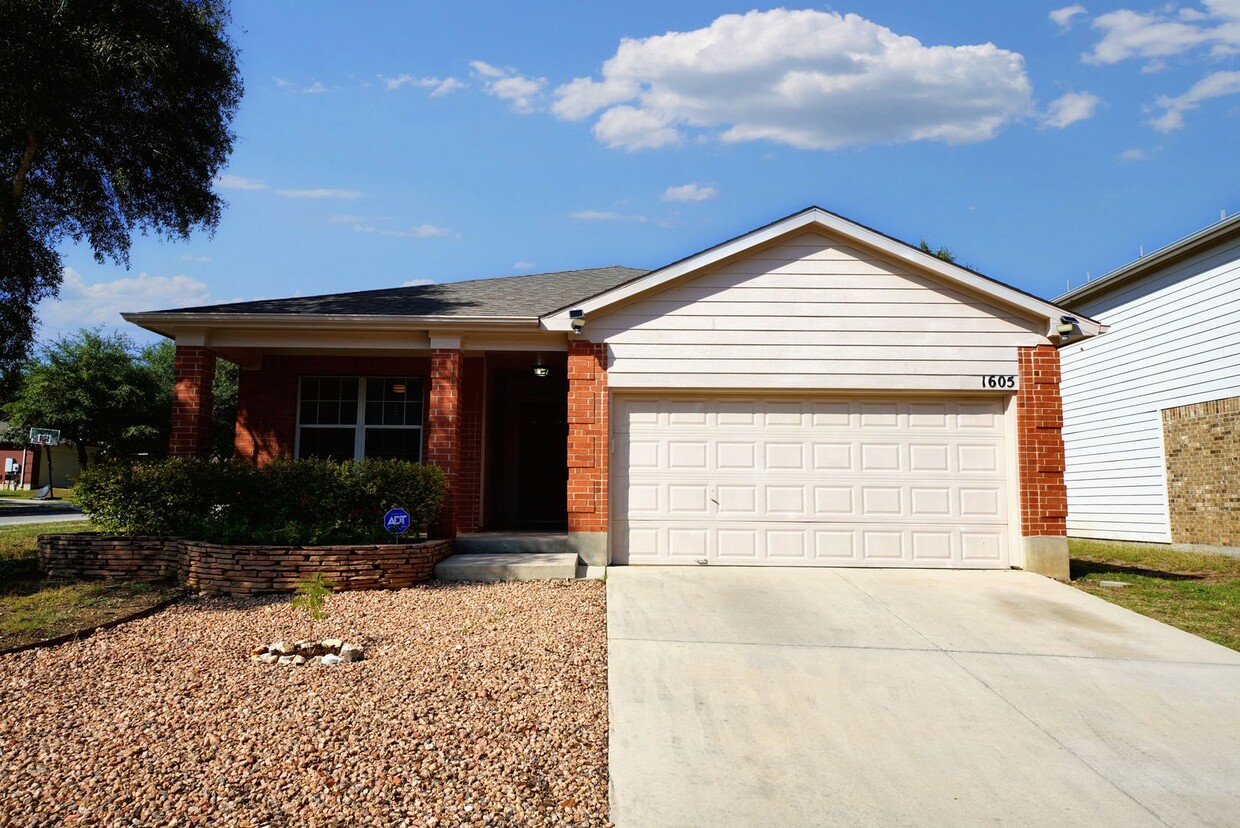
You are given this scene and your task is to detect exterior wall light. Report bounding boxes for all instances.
[569,308,586,335]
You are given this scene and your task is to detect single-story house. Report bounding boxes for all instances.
[0,423,98,490]
[124,207,1100,576]
[1057,212,1240,547]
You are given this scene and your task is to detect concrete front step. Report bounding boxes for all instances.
[435,552,580,582]
[454,532,569,555]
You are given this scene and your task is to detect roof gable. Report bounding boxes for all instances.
[541,207,1101,338]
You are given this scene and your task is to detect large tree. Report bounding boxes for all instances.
[0,0,242,369]
[3,329,158,465]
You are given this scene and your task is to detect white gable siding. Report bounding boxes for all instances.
[592,232,1046,390]
[1061,235,1240,543]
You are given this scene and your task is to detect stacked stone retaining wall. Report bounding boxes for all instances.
[37,533,453,595]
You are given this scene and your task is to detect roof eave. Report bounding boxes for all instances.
[1056,212,1240,306]
[122,311,543,340]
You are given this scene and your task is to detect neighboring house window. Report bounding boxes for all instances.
[297,376,424,462]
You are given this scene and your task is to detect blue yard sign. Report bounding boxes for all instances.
[383,507,411,536]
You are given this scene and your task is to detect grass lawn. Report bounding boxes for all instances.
[0,520,183,650]
[0,487,73,499]
[1070,538,1240,652]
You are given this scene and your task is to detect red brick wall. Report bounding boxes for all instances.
[427,349,462,537]
[1016,345,1067,537]
[458,357,485,533]
[567,342,609,533]
[170,346,216,457]
[234,354,431,463]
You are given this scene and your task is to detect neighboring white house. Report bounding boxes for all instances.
[1057,212,1240,546]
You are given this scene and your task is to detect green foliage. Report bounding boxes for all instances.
[291,573,335,622]
[72,457,448,546]
[0,0,243,369]
[2,329,159,464]
[918,239,957,263]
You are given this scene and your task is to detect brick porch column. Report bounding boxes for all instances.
[427,340,462,538]
[567,341,609,566]
[170,344,216,458]
[1016,344,1069,579]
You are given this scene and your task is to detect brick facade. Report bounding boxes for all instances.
[1162,395,1240,546]
[234,354,432,463]
[427,349,462,537]
[170,346,216,457]
[566,342,609,533]
[1016,345,1068,538]
[458,357,485,533]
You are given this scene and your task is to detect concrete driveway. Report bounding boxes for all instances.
[607,567,1240,827]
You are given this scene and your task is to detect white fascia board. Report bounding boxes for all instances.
[122,311,540,340]
[541,208,1102,337]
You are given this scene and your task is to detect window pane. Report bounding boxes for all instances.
[299,428,356,460]
[300,399,317,425]
[364,428,422,462]
[364,377,422,426]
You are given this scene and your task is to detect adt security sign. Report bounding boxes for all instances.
[383,507,411,536]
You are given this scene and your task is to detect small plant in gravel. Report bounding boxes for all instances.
[291,572,335,622]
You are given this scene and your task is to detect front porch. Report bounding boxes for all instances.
[164,337,610,565]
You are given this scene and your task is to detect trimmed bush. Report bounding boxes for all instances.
[73,458,447,546]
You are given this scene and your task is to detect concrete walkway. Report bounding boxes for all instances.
[607,567,1240,828]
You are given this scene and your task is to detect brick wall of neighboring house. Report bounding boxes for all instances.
[427,349,462,537]
[170,346,216,457]
[234,354,432,463]
[1162,395,1240,546]
[1016,345,1068,538]
[567,342,609,533]
[38,533,454,594]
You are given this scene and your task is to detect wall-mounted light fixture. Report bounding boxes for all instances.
[1056,315,1078,338]
[532,355,550,378]
[569,308,585,335]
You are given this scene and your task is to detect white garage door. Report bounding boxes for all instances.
[613,397,1012,568]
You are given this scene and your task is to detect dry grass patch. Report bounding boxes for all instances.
[1070,538,1240,651]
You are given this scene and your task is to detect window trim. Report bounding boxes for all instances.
[295,375,425,462]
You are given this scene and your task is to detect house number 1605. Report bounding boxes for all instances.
[981,375,1017,389]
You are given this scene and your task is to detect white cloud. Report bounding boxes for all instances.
[512,261,535,270]
[303,81,329,94]
[353,223,451,238]
[570,210,648,222]
[276,188,364,200]
[1150,69,1240,130]
[214,174,270,191]
[401,278,436,287]
[470,60,547,113]
[37,269,212,340]
[1050,5,1089,30]
[180,254,211,263]
[1119,147,1148,160]
[549,9,1033,151]
[1042,91,1102,127]
[380,74,467,96]
[661,183,718,202]
[273,77,291,88]
[1086,2,1240,65]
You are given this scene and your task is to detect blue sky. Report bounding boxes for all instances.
[39,1,1240,342]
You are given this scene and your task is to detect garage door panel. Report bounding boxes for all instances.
[614,397,1011,568]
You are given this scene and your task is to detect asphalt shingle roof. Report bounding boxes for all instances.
[163,267,649,318]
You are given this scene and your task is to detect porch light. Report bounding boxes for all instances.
[533,357,550,378]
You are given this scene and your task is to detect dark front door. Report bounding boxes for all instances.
[514,396,568,526]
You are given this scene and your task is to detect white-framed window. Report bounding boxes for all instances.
[296,376,425,462]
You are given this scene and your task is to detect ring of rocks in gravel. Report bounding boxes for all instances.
[0,580,610,827]
[252,638,365,666]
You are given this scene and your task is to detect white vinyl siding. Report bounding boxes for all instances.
[591,231,1045,391]
[1061,235,1240,543]
[613,397,1012,568]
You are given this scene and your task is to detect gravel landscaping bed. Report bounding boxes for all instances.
[0,580,609,827]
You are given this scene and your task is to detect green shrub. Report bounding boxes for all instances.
[72,458,447,546]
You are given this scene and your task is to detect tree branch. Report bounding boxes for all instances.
[1,132,40,234]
